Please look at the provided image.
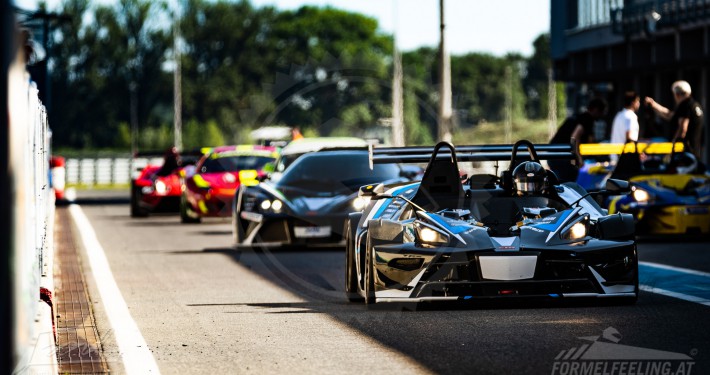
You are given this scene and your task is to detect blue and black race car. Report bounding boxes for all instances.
[232,148,408,247]
[345,140,639,304]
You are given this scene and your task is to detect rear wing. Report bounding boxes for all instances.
[579,142,684,156]
[369,141,577,168]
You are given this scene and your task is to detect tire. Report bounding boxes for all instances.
[344,216,364,302]
[180,192,201,224]
[364,235,376,305]
[130,183,148,217]
[233,209,245,245]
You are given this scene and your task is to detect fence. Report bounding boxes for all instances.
[63,157,162,186]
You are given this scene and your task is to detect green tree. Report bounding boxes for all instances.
[49,0,171,149]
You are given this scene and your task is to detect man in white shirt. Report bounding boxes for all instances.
[610,92,640,161]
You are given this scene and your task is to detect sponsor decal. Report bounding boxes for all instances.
[551,327,696,375]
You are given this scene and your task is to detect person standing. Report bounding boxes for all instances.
[551,97,608,146]
[645,80,705,160]
[549,97,608,181]
[611,92,640,144]
[609,92,640,162]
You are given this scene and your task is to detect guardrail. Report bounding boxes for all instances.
[2,15,58,373]
[63,157,162,186]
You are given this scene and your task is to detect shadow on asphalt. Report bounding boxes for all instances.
[58,197,130,206]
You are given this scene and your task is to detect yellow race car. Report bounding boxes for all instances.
[579,142,710,235]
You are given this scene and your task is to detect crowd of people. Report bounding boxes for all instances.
[550,80,705,181]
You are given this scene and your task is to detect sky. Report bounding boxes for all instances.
[15,0,551,56]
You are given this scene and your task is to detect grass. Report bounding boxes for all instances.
[452,119,553,145]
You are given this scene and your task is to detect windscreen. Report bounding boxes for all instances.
[276,152,401,193]
[200,155,274,173]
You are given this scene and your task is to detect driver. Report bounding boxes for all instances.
[512,161,549,196]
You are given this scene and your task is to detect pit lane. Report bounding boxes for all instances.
[70,190,710,374]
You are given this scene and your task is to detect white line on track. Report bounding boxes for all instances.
[639,261,710,278]
[69,204,161,374]
[639,285,710,307]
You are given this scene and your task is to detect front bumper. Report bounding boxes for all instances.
[191,190,236,217]
[371,242,638,301]
[632,205,710,235]
[239,211,348,246]
[140,194,180,212]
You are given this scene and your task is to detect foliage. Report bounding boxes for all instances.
[45,0,562,150]
[453,119,551,145]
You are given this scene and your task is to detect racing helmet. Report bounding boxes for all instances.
[513,161,547,195]
[671,152,698,174]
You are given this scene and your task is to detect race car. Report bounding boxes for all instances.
[345,140,639,304]
[602,143,710,235]
[180,145,279,223]
[233,148,408,247]
[267,137,369,182]
[130,149,202,217]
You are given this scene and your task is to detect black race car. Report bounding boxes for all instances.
[233,149,407,247]
[345,140,639,304]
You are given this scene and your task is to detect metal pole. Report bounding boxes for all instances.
[548,68,557,140]
[505,66,512,144]
[130,82,138,155]
[173,0,182,151]
[391,0,405,147]
[438,0,452,142]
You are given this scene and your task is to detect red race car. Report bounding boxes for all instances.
[130,148,202,217]
[180,145,279,223]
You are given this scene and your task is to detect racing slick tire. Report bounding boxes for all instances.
[233,202,246,245]
[344,213,364,302]
[130,183,148,218]
[364,235,376,305]
[180,193,201,224]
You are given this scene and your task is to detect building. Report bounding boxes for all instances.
[551,0,709,162]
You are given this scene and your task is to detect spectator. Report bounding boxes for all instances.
[549,98,608,182]
[610,91,640,162]
[291,127,304,141]
[645,80,705,160]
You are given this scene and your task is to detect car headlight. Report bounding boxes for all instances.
[414,222,449,246]
[352,196,370,210]
[271,199,283,212]
[154,180,167,194]
[632,187,650,203]
[561,217,589,241]
[259,199,283,212]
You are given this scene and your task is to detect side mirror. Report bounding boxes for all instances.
[182,165,196,178]
[359,183,385,198]
[605,178,631,194]
[262,162,276,173]
[597,213,635,240]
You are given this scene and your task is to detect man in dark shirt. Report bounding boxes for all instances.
[551,98,608,145]
[645,80,705,160]
[549,98,608,182]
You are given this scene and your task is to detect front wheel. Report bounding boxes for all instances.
[364,235,376,305]
[180,193,201,224]
[344,216,363,302]
[130,183,148,217]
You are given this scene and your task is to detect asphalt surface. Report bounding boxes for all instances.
[71,189,710,374]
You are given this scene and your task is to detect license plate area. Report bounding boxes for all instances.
[478,255,538,280]
[294,226,332,238]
